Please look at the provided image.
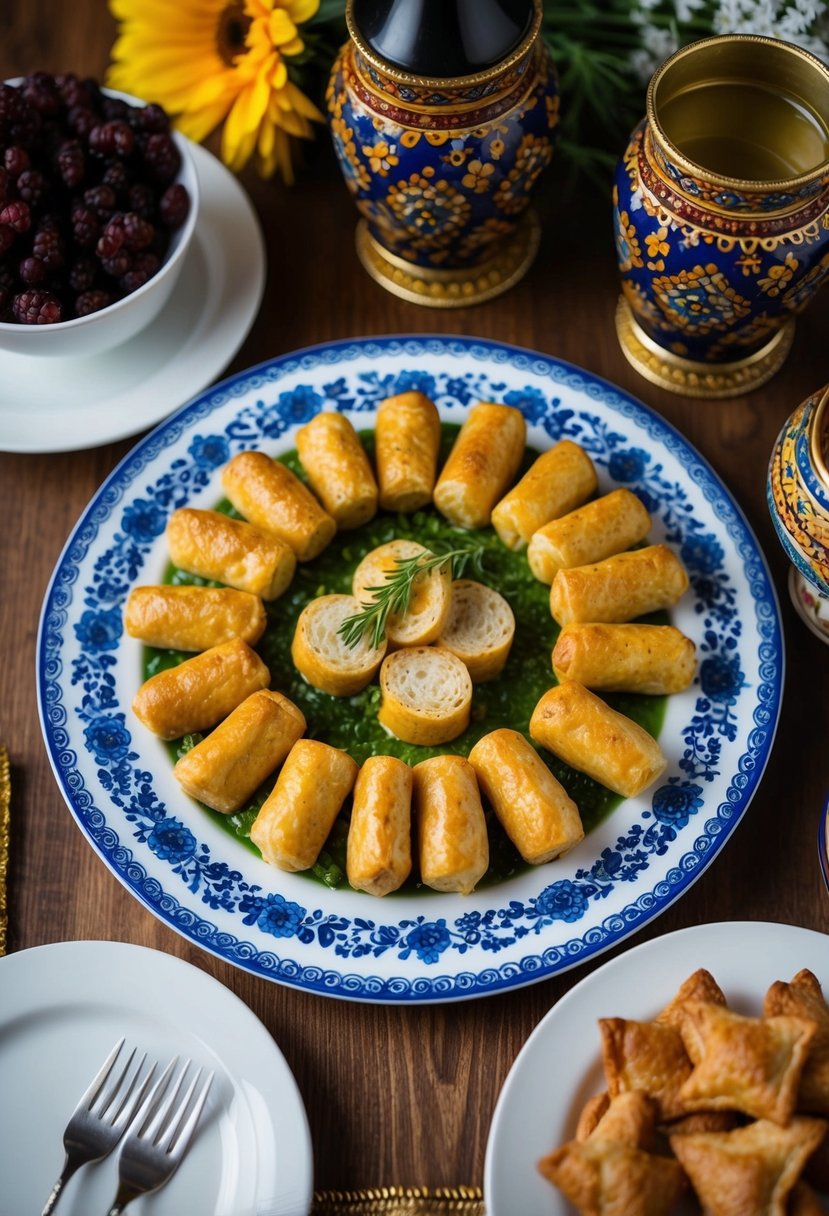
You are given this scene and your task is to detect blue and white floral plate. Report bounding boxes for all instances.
[37,336,783,1004]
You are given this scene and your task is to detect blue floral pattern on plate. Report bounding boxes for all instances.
[37,336,783,1003]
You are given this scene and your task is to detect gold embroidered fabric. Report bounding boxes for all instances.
[0,745,8,957]
[311,1187,484,1214]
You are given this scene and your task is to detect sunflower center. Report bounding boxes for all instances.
[216,1,251,66]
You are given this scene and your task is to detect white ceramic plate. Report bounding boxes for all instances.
[0,940,313,1215]
[37,336,784,1004]
[484,920,829,1216]
[0,142,265,454]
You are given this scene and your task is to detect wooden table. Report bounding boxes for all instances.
[2,3,829,1196]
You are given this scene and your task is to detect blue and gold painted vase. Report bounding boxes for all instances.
[326,0,558,307]
[613,35,829,398]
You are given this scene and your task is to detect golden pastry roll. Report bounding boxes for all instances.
[437,579,515,683]
[352,540,451,648]
[530,681,667,799]
[491,440,598,551]
[124,585,266,651]
[378,646,472,746]
[375,391,441,512]
[346,755,413,897]
[528,488,652,584]
[413,755,489,895]
[132,637,270,740]
[295,411,378,529]
[250,739,359,871]
[172,690,306,813]
[166,507,296,601]
[221,449,336,561]
[291,594,387,696]
[549,544,689,626]
[433,402,526,529]
[552,623,697,695]
[468,729,584,864]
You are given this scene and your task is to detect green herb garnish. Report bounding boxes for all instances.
[338,542,488,650]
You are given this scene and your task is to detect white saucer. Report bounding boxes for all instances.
[0,940,313,1215]
[0,142,265,454]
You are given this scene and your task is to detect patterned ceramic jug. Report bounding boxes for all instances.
[613,34,829,398]
[768,383,829,644]
[326,0,559,307]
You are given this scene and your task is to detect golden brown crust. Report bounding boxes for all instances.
[433,402,526,530]
[291,594,387,696]
[552,622,697,696]
[221,449,336,561]
[491,439,598,551]
[538,1137,687,1216]
[413,755,488,895]
[764,970,829,1115]
[166,507,296,600]
[346,755,413,897]
[549,543,690,626]
[467,728,583,865]
[529,681,667,799]
[378,647,472,746]
[375,391,441,512]
[131,637,270,740]
[599,1017,694,1123]
[124,585,267,651]
[437,579,515,683]
[527,488,652,584]
[250,739,358,871]
[295,412,378,529]
[656,969,728,1032]
[172,690,305,814]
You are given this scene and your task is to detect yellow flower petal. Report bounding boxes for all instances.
[268,9,299,44]
[287,0,319,25]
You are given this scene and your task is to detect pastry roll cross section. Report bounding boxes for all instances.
[491,439,598,551]
[172,689,306,814]
[250,739,359,872]
[378,646,472,746]
[351,540,451,648]
[295,411,378,530]
[221,449,336,562]
[437,579,515,683]
[413,755,488,895]
[433,402,526,530]
[375,391,441,512]
[291,593,387,696]
[346,755,413,897]
[530,681,667,799]
[132,637,270,740]
[549,543,689,626]
[166,507,296,601]
[468,728,583,865]
[124,584,267,651]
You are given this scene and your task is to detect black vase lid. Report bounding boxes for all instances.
[349,0,537,80]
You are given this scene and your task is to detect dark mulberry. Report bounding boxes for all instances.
[159,183,190,229]
[12,288,62,323]
[75,289,112,316]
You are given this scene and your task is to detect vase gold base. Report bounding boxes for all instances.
[355,211,541,308]
[615,297,795,399]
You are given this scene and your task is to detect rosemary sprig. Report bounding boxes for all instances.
[338,541,488,650]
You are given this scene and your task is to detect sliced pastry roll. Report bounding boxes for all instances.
[437,579,514,683]
[552,622,696,695]
[346,755,412,897]
[378,646,472,746]
[433,402,525,530]
[295,411,378,529]
[124,584,267,651]
[375,391,441,512]
[468,728,583,865]
[221,449,336,561]
[491,439,597,551]
[132,637,270,740]
[166,507,296,601]
[413,755,488,895]
[352,540,451,647]
[172,689,305,814]
[549,543,689,626]
[530,681,667,799]
[291,594,387,696]
[527,488,651,584]
[250,739,358,871]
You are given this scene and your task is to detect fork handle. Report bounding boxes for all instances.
[104,1182,141,1216]
[40,1150,85,1216]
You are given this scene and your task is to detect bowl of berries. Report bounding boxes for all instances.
[0,72,198,357]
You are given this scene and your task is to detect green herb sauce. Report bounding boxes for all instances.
[144,425,666,893]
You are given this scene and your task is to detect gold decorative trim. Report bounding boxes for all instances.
[345,0,542,91]
[355,212,541,308]
[809,384,829,490]
[312,1186,484,1215]
[615,297,795,398]
[0,745,9,957]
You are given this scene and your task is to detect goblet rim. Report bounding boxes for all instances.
[809,384,829,492]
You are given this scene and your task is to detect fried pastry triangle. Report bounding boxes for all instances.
[677,1001,817,1124]
[764,969,829,1115]
[539,1136,686,1216]
[668,1116,826,1216]
[600,1018,693,1122]
[577,1090,657,1150]
[656,968,728,1033]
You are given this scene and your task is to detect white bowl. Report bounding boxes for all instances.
[0,85,199,358]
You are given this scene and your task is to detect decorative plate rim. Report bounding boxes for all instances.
[36,334,785,1003]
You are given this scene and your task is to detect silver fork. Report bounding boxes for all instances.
[41,1038,156,1216]
[104,1056,214,1216]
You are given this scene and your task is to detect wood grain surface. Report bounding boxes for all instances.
[2,1,829,1193]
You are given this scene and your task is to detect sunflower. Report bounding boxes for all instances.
[107,0,324,182]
